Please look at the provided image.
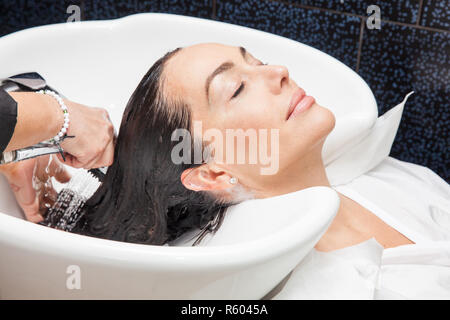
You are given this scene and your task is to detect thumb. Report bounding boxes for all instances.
[10,182,43,223]
[48,155,72,183]
[21,197,43,223]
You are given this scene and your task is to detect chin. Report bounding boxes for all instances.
[316,103,336,135]
[303,102,336,143]
[281,103,335,164]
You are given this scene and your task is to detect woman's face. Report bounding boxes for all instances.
[164,43,335,195]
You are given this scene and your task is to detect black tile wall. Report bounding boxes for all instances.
[1,0,449,181]
[0,0,83,36]
[420,0,450,30]
[358,23,449,181]
[82,0,212,20]
[136,0,212,18]
[0,1,26,36]
[83,0,140,20]
[289,0,422,24]
[215,0,361,69]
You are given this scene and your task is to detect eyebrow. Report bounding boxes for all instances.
[205,46,247,104]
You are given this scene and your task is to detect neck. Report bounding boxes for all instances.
[252,143,332,199]
[246,142,360,252]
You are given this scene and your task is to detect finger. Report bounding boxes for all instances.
[10,161,37,206]
[6,158,43,222]
[22,198,43,223]
[40,186,57,216]
[27,156,57,218]
[40,173,58,203]
[38,186,48,214]
[34,155,49,182]
[0,161,18,175]
[54,167,72,183]
[82,152,103,170]
[59,153,85,169]
[57,152,73,166]
[81,144,109,170]
[48,155,72,183]
[91,138,114,169]
[11,181,41,222]
[56,152,67,164]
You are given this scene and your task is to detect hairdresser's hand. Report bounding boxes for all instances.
[0,155,71,222]
[58,100,115,169]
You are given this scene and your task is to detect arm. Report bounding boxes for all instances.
[1,91,115,169]
[4,91,64,152]
[0,91,115,222]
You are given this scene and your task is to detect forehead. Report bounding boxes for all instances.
[163,43,240,104]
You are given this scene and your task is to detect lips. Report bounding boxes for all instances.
[286,87,315,120]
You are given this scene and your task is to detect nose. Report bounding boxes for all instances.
[264,65,289,94]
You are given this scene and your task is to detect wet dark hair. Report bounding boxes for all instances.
[71,48,231,245]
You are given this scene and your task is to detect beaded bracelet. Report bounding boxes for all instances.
[36,89,70,144]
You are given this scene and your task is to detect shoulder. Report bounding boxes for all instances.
[369,157,450,196]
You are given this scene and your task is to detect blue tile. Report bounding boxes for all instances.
[83,0,140,20]
[290,0,421,24]
[216,0,361,70]
[420,0,450,30]
[0,0,83,37]
[0,1,27,37]
[358,22,449,182]
[83,0,212,20]
[137,0,212,18]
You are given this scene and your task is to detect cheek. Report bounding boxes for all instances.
[225,97,277,130]
[201,109,279,173]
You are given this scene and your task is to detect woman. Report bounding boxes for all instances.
[41,42,449,298]
[72,41,342,246]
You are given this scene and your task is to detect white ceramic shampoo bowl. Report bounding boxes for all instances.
[0,182,339,299]
[0,13,376,299]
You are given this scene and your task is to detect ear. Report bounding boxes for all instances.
[181,165,233,192]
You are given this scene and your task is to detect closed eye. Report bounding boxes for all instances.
[232,82,244,99]
[231,61,267,99]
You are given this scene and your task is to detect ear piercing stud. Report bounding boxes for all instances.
[229,177,238,184]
